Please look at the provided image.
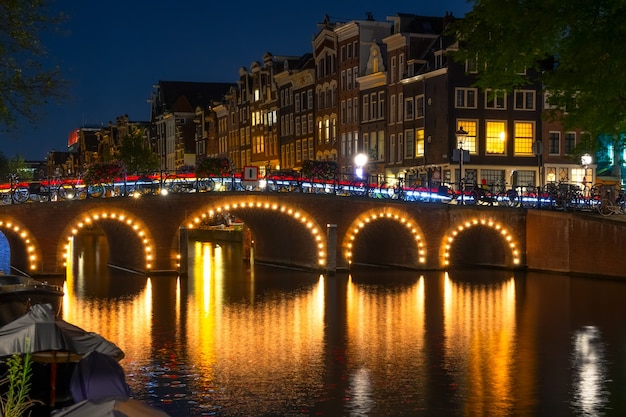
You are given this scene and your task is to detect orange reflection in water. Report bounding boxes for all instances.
[345,275,426,413]
[184,242,221,387]
[184,241,326,414]
[443,271,516,415]
[62,242,154,367]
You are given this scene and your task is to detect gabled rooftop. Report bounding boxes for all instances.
[153,81,236,115]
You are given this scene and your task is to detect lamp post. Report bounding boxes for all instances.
[455,127,468,205]
[532,140,543,207]
[354,153,368,180]
[581,153,592,196]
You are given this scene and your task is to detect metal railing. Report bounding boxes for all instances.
[0,170,619,215]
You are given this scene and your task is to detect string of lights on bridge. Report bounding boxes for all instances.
[0,185,522,272]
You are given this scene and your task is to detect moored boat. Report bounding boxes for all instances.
[0,274,63,326]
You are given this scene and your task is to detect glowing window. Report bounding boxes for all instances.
[416,128,425,157]
[514,121,534,155]
[456,120,477,153]
[486,121,506,154]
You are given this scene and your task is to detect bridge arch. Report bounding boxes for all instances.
[342,207,426,268]
[183,199,327,269]
[59,208,157,272]
[0,218,41,273]
[441,216,521,269]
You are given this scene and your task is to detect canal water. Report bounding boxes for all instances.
[28,236,626,416]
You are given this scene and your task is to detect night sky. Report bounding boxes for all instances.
[3,0,472,160]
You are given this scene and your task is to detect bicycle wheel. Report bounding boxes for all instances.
[13,187,30,203]
[134,177,158,196]
[350,181,367,197]
[166,179,180,193]
[597,198,614,216]
[503,189,519,207]
[58,184,76,200]
[89,184,105,198]
[170,178,194,193]
[196,178,214,192]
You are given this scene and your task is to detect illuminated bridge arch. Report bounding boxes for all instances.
[59,208,157,272]
[183,199,327,268]
[0,218,41,273]
[441,217,521,269]
[342,207,426,268]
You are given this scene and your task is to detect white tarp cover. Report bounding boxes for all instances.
[52,398,170,417]
[0,303,124,362]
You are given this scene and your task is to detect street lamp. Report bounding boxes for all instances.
[354,153,368,180]
[581,153,592,168]
[581,153,592,194]
[455,126,468,204]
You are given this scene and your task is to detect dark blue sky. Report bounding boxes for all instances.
[4,0,472,160]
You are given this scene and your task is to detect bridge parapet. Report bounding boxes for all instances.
[0,193,623,279]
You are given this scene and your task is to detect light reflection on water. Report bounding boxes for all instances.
[344,274,426,415]
[184,241,327,416]
[571,326,609,416]
[18,234,625,416]
[443,272,517,415]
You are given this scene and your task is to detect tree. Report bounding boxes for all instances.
[8,154,31,180]
[0,0,66,130]
[196,157,231,177]
[301,160,338,180]
[117,126,158,174]
[449,0,626,178]
[0,152,31,181]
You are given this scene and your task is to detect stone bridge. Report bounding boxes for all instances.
[1,192,625,279]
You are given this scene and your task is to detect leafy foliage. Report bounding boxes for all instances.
[449,0,626,174]
[0,352,41,417]
[196,157,232,177]
[0,0,66,130]
[117,127,159,174]
[300,160,338,180]
[83,160,124,185]
[0,153,31,181]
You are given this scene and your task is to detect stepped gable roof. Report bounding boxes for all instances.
[158,81,235,113]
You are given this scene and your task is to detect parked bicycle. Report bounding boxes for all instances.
[596,185,625,216]
[517,183,539,208]
[490,179,519,207]
[544,181,577,210]
[131,173,161,196]
[1,174,29,204]
[447,178,473,204]
[26,180,52,202]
